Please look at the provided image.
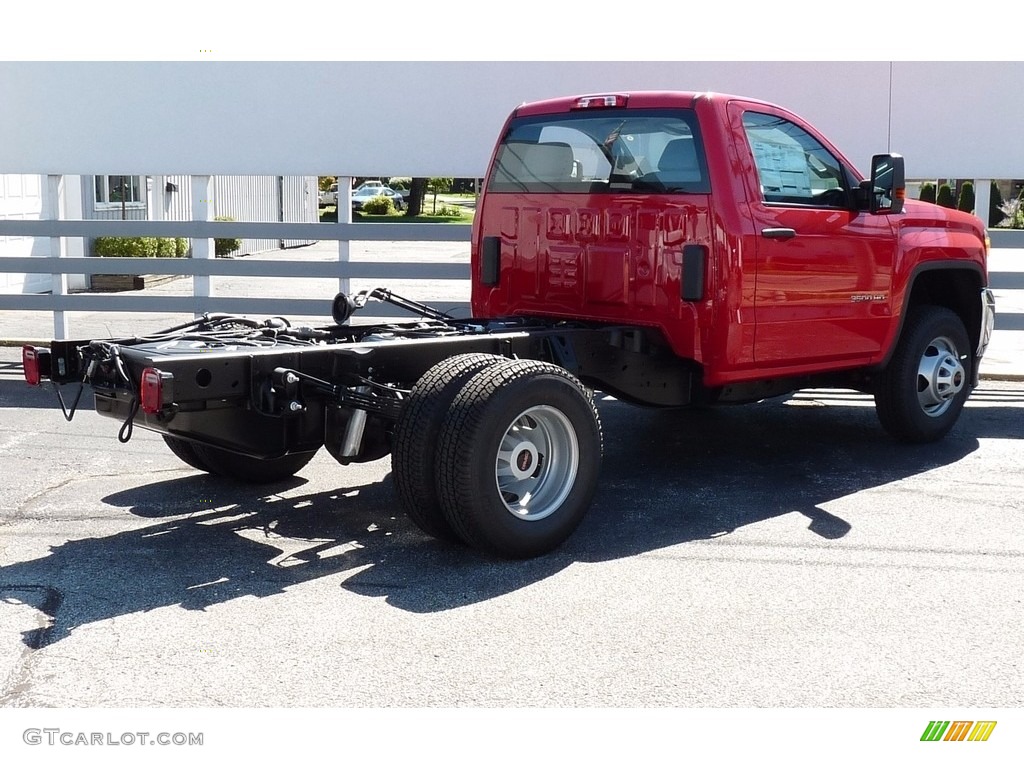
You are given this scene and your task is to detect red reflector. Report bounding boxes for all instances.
[573,94,627,109]
[140,367,164,414]
[23,346,41,386]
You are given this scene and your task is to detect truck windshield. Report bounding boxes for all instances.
[488,109,710,194]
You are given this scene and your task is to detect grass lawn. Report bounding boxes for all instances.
[319,205,474,224]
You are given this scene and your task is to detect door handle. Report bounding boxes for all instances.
[761,228,797,240]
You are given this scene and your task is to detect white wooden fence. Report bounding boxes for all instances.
[0,218,473,339]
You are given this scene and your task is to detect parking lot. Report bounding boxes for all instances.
[1,341,1022,709]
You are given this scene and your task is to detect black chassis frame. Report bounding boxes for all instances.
[40,317,700,463]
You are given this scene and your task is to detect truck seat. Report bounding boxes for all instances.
[657,139,702,185]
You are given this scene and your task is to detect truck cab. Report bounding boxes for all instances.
[471,91,994,434]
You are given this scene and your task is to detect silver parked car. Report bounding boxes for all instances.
[351,186,406,212]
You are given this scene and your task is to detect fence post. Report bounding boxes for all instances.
[337,176,352,295]
[191,175,214,313]
[974,179,991,227]
[45,174,69,340]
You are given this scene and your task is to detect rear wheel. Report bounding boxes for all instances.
[391,353,506,541]
[874,305,971,442]
[436,359,602,559]
[191,444,318,483]
[162,435,213,472]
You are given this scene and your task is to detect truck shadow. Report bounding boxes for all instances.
[0,377,68,409]
[1,386,1020,646]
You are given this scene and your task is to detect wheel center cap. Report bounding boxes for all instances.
[517,450,532,472]
[509,442,539,480]
[935,353,966,400]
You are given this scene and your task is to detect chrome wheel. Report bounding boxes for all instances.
[917,335,966,417]
[495,405,579,522]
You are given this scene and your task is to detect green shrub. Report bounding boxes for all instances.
[94,236,159,257]
[214,216,242,256]
[435,204,463,217]
[919,182,936,204]
[361,196,396,215]
[95,236,190,258]
[956,181,975,213]
[936,183,955,209]
[1005,187,1024,229]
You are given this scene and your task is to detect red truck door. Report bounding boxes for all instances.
[730,103,896,367]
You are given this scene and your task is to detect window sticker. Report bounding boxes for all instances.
[750,141,811,197]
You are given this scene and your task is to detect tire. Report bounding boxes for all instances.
[162,435,213,472]
[191,444,318,483]
[874,305,971,443]
[391,353,507,541]
[436,359,603,559]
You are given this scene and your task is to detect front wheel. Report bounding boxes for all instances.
[874,306,971,443]
[436,359,603,559]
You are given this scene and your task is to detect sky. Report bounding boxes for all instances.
[2,3,1013,61]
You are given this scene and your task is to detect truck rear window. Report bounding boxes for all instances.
[487,109,710,195]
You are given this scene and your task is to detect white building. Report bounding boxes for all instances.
[1,173,319,293]
[0,174,49,293]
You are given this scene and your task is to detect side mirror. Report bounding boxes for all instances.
[867,153,905,214]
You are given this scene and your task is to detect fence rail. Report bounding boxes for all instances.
[0,257,471,280]
[0,219,473,242]
[0,219,474,338]
[3,219,1023,342]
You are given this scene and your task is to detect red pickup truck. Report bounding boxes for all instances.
[24,91,996,559]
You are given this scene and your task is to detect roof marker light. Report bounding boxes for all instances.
[573,95,628,109]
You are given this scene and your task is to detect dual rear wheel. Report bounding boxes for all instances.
[392,355,603,559]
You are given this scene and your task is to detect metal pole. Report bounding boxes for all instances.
[337,176,352,294]
[46,174,69,339]
[191,175,214,313]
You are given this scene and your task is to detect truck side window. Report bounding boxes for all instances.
[742,112,847,208]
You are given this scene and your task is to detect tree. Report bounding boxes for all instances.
[989,181,1005,227]
[405,178,429,217]
[427,178,453,214]
[956,181,975,213]
[919,182,936,204]
[936,183,956,209]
